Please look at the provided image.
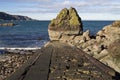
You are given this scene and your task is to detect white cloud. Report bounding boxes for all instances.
[1,0,120,20]
[17,0,120,14]
[2,0,50,2]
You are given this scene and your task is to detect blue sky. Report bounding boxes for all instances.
[0,0,120,20]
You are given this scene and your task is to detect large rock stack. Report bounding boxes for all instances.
[48,7,83,40]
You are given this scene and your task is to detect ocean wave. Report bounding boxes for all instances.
[0,47,41,50]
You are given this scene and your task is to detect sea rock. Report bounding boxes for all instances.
[93,21,120,72]
[96,22,120,46]
[92,45,102,53]
[100,55,120,73]
[94,49,108,59]
[83,30,90,41]
[74,35,84,44]
[108,39,120,57]
[108,40,120,70]
[48,7,83,40]
[111,20,120,27]
[0,23,16,26]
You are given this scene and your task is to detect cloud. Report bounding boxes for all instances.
[1,0,50,2]
[1,0,120,20]
[15,0,120,14]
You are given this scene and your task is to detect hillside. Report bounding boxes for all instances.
[0,12,32,20]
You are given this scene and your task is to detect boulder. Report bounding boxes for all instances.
[108,39,120,65]
[83,30,90,41]
[0,23,16,26]
[92,45,102,53]
[96,21,120,46]
[74,35,85,44]
[95,21,120,72]
[111,20,120,27]
[48,7,83,40]
[108,39,120,72]
[100,55,120,73]
[94,49,108,59]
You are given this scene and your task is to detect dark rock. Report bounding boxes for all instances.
[48,7,83,40]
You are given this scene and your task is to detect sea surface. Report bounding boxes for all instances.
[0,20,113,48]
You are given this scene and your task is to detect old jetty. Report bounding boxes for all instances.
[7,41,120,80]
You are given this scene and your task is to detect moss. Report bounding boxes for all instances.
[49,7,82,32]
[49,19,56,26]
[69,16,80,26]
[57,8,69,20]
[69,7,80,26]
[49,8,69,28]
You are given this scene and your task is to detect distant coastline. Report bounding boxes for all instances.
[0,12,33,21]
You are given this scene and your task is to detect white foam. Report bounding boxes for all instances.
[0,47,41,50]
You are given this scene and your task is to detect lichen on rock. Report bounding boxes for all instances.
[69,7,81,26]
[48,7,83,40]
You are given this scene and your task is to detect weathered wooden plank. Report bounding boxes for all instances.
[7,50,43,80]
[22,47,53,80]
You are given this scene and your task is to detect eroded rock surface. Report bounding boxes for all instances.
[48,7,83,40]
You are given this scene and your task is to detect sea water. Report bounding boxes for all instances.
[0,20,113,48]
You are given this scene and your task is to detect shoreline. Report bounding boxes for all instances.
[0,47,41,50]
[0,48,40,80]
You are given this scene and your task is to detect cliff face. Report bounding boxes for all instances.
[48,7,83,40]
[0,12,32,20]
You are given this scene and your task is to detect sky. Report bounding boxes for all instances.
[0,0,120,20]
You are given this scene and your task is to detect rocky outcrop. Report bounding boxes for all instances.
[96,21,120,46]
[111,21,120,27]
[99,39,120,73]
[78,21,120,73]
[48,8,120,73]
[48,7,83,40]
[0,23,16,26]
[0,12,32,20]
